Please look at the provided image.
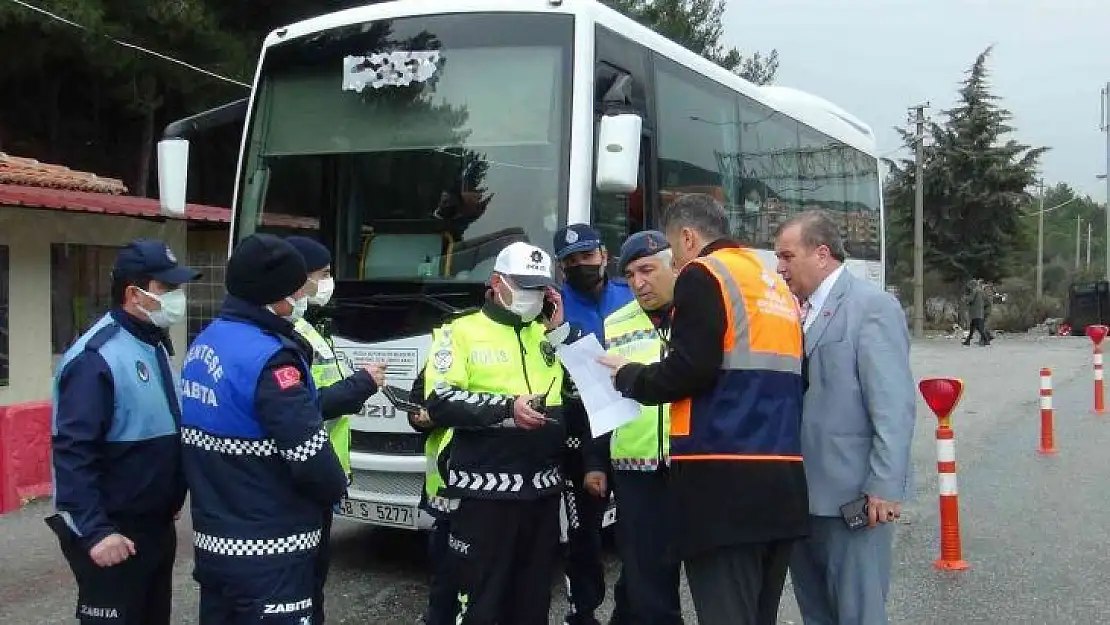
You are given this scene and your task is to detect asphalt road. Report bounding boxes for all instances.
[1,334,1105,624]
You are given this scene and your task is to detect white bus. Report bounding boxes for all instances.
[158,0,884,531]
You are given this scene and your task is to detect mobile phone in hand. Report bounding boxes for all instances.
[541,294,558,321]
[839,495,869,531]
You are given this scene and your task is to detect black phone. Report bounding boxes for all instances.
[839,496,869,531]
[541,293,558,321]
[382,384,424,414]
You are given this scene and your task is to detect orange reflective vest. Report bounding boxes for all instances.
[670,247,804,462]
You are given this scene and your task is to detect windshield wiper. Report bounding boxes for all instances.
[331,292,472,314]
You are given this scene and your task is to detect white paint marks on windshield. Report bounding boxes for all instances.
[342,51,442,92]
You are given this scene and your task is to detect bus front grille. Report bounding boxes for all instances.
[349,469,424,498]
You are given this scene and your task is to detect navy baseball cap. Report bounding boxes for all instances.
[113,238,201,285]
[618,230,670,273]
[553,224,602,260]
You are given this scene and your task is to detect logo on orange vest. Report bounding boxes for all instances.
[755,273,798,322]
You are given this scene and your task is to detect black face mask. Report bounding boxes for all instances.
[565,263,605,292]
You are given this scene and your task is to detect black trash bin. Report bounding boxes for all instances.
[1066,281,1109,335]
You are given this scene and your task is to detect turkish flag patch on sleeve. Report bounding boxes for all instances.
[273,365,302,390]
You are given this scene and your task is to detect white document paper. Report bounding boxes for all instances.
[556,334,643,437]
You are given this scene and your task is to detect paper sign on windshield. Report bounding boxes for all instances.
[342,51,441,92]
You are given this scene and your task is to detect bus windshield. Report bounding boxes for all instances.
[235,12,573,283]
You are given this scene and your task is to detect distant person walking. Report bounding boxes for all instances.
[982,281,995,339]
[963,279,991,346]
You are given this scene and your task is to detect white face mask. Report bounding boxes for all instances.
[309,277,335,307]
[138,287,187,328]
[268,295,309,322]
[498,280,544,322]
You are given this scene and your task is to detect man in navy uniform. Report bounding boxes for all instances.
[180,233,349,624]
[553,224,634,625]
[47,238,200,625]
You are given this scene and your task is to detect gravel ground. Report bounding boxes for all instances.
[1,334,1103,624]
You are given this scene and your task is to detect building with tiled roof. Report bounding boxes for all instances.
[0,154,236,407]
[0,153,129,195]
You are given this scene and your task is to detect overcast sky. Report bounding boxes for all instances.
[723,0,1109,200]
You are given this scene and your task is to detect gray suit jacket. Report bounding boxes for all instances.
[802,270,916,517]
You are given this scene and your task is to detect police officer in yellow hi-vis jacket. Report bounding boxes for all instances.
[422,241,578,625]
[408,366,461,625]
[585,231,683,625]
[286,236,386,625]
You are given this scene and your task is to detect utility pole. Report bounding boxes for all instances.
[1101,82,1110,281]
[1089,222,1094,268]
[910,103,928,339]
[1036,179,1045,298]
[1077,215,1083,270]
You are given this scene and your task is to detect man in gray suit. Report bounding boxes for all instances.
[773,211,916,625]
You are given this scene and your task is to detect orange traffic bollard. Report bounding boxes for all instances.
[919,377,970,571]
[1086,325,1108,414]
[1038,367,1057,455]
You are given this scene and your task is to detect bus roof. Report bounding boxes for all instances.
[262,0,879,156]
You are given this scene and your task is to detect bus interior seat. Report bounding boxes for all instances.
[360,233,445,278]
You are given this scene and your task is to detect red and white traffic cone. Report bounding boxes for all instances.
[919,377,969,572]
[934,424,968,570]
[1095,346,1105,414]
[1038,367,1056,455]
[1087,325,1108,414]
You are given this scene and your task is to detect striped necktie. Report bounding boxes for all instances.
[800,299,812,331]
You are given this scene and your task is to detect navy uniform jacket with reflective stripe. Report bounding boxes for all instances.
[180,299,348,559]
[51,310,185,550]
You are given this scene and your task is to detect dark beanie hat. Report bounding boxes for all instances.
[285,236,332,273]
[226,233,308,306]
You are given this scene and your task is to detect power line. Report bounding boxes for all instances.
[4,0,250,89]
[1023,195,1079,217]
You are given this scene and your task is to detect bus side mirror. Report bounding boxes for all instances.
[157,138,190,217]
[595,113,642,193]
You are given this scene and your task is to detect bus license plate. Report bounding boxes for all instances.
[336,498,415,528]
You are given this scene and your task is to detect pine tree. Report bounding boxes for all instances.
[886,46,1047,283]
[605,0,779,85]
